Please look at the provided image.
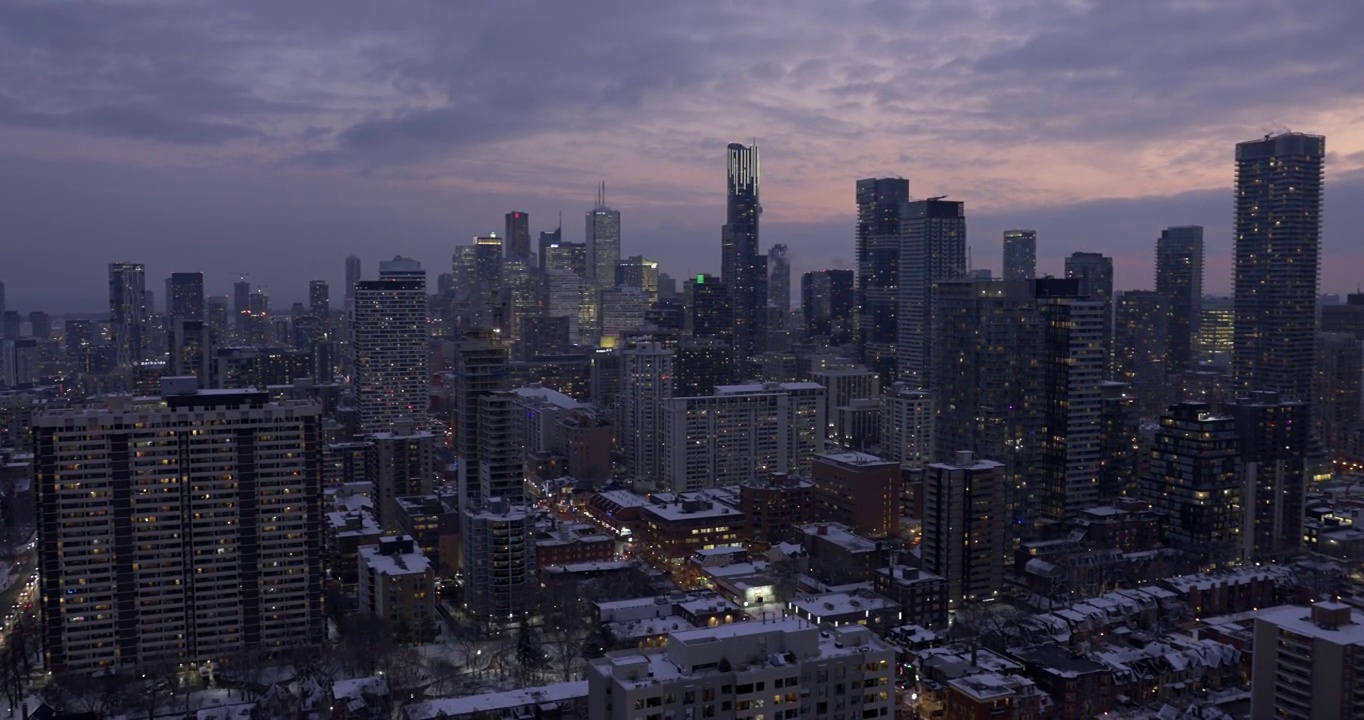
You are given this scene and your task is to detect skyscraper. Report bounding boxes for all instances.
[1002,229,1037,282]
[351,257,428,432]
[537,225,562,273]
[167,272,205,324]
[309,279,330,320]
[1156,225,1204,374]
[855,177,910,379]
[1036,283,1106,522]
[801,269,855,345]
[897,198,966,385]
[1233,132,1325,401]
[1064,251,1114,372]
[586,184,621,291]
[1113,290,1168,417]
[504,211,531,260]
[767,243,791,325]
[451,331,510,510]
[35,378,324,673]
[345,255,361,298]
[723,143,767,366]
[108,262,147,366]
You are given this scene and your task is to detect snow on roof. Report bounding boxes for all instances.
[790,590,898,618]
[404,681,587,720]
[358,544,431,576]
[332,676,388,701]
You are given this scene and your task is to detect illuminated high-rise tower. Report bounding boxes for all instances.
[1156,225,1204,375]
[586,184,621,291]
[855,178,910,379]
[504,211,531,261]
[723,143,767,366]
[1233,132,1325,401]
[351,257,428,432]
[1002,229,1036,282]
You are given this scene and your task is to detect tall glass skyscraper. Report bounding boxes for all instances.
[855,177,910,379]
[723,143,766,365]
[1232,132,1325,402]
[586,183,621,291]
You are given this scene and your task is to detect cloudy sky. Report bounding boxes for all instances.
[1,0,1362,312]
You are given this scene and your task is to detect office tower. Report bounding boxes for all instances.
[1233,133,1325,401]
[615,255,659,300]
[108,262,147,366]
[1228,391,1308,562]
[1002,229,1037,282]
[1035,284,1106,522]
[898,198,967,385]
[597,287,649,345]
[661,381,825,491]
[586,183,621,290]
[801,268,855,345]
[688,273,733,343]
[451,331,511,509]
[0,282,5,338]
[64,319,94,359]
[543,239,588,276]
[881,381,934,468]
[767,243,790,324]
[811,451,899,538]
[675,337,733,396]
[536,226,561,272]
[722,143,767,366]
[543,269,582,342]
[1314,333,1362,459]
[344,255,361,298]
[1196,295,1235,367]
[1142,402,1241,568]
[1154,226,1204,375]
[351,257,428,432]
[1250,602,1364,720]
[473,234,504,291]
[855,177,911,378]
[587,619,896,720]
[367,421,435,529]
[309,280,329,320]
[922,451,1006,608]
[1064,251,1113,370]
[657,272,678,301]
[167,271,205,325]
[1113,290,1169,417]
[35,378,323,673]
[205,295,228,341]
[619,341,674,485]
[504,211,531,260]
[27,311,51,340]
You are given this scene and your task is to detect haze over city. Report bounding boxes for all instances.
[2,0,1364,310]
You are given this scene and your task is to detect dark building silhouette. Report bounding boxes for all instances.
[1156,225,1204,374]
[1064,251,1113,374]
[855,177,910,379]
[1142,402,1241,568]
[801,269,854,345]
[1228,391,1308,562]
[1002,229,1037,282]
[504,211,531,260]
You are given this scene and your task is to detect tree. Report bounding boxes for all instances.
[515,622,546,685]
[340,614,395,676]
[376,647,427,703]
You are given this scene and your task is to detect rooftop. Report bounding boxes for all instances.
[405,681,586,720]
[1256,603,1364,645]
[358,544,431,576]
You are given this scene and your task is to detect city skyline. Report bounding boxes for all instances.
[2,1,1364,310]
